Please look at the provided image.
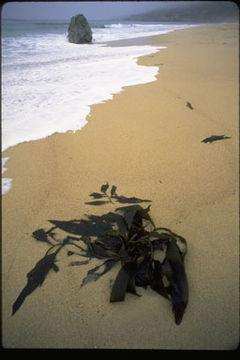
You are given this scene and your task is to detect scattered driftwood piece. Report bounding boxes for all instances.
[201,135,231,143]
[12,184,189,325]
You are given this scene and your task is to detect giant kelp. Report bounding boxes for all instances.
[12,184,189,325]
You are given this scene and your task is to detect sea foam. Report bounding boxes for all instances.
[2,40,162,152]
[2,158,12,195]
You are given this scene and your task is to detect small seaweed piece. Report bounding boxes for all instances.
[201,135,231,143]
[186,102,194,110]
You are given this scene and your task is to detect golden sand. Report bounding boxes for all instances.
[2,23,239,349]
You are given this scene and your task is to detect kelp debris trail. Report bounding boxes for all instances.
[12,185,189,324]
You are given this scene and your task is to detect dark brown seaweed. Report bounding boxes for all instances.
[201,135,231,143]
[12,184,189,325]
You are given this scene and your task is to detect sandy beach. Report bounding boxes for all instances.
[2,23,239,349]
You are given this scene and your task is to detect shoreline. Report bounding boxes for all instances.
[1,22,235,155]
[0,23,204,155]
[2,23,239,349]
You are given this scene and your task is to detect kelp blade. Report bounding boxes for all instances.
[115,204,153,232]
[110,267,130,302]
[149,260,169,299]
[126,275,141,297]
[80,259,116,288]
[134,259,151,288]
[165,240,188,324]
[173,302,187,325]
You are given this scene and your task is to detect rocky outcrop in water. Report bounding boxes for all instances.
[68,14,92,44]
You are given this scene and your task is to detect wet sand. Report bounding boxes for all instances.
[2,23,239,349]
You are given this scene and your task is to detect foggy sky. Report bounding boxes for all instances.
[1,1,179,20]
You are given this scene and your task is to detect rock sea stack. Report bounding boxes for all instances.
[68,14,92,44]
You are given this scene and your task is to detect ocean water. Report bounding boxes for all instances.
[1,19,196,194]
